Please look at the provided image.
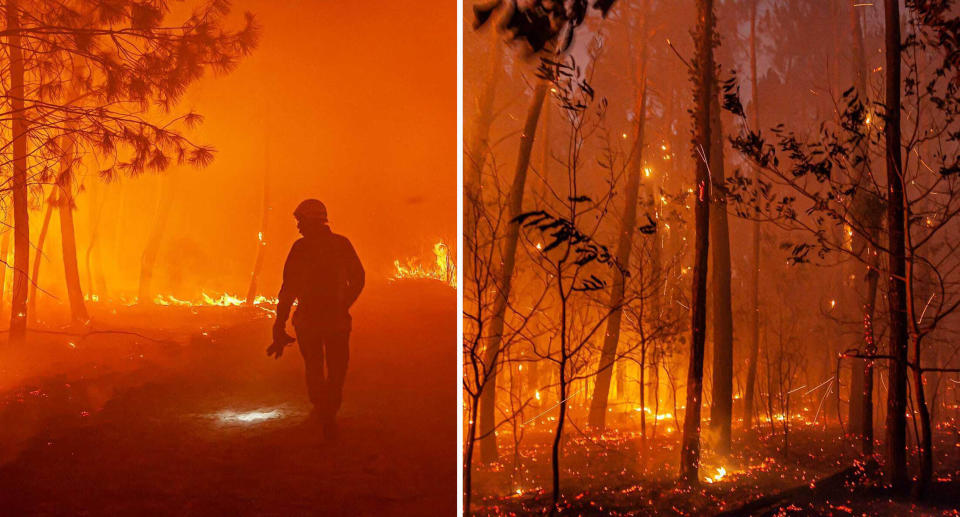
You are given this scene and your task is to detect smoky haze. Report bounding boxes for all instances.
[46,0,455,306]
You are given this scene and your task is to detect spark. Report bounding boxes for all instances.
[522,388,582,426]
[919,293,936,323]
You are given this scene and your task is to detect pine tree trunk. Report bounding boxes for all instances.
[680,0,715,485]
[588,4,650,428]
[708,79,734,454]
[28,196,56,325]
[478,82,548,463]
[6,1,30,342]
[57,138,89,324]
[883,0,909,493]
[138,176,176,304]
[743,0,762,432]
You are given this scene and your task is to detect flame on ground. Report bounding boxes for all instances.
[151,292,277,307]
[85,292,278,307]
[704,466,727,484]
[393,241,456,288]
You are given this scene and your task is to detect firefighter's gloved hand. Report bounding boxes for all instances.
[267,324,295,359]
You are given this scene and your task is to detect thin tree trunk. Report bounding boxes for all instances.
[6,1,30,341]
[0,212,11,316]
[743,0,762,432]
[464,395,479,515]
[912,339,932,497]
[57,137,89,324]
[85,179,108,300]
[551,275,568,506]
[680,0,715,485]
[709,78,734,455]
[138,176,176,304]
[478,81,548,463]
[28,195,56,325]
[861,266,878,455]
[883,0,909,493]
[245,165,270,303]
[639,343,647,440]
[588,2,650,428]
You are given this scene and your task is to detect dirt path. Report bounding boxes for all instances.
[0,283,455,516]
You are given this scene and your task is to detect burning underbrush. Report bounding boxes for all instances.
[471,404,960,515]
[393,241,457,288]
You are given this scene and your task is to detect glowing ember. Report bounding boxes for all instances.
[217,409,282,423]
[393,241,456,288]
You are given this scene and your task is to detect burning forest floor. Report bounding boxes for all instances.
[472,412,960,515]
[0,280,455,516]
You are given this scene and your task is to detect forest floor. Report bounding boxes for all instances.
[0,280,456,516]
[471,408,960,515]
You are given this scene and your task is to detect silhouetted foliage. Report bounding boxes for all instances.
[474,0,617,53]
[1,0,259,183]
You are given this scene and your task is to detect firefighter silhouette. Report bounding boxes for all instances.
[268,199,365,440]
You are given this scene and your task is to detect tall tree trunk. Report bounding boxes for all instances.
[846,0,880,452]
[743,0,762,432]
[245,164,270,303]
[588,2,650,429]
[57,137,89,324]
[28,195,55,325]
[883,0,909,493]
[465,31,504,464]
[709,78,734,455]
[138,176,176,304]
[6,1,30,342]
[680,0,715,485]
[478,82,548,463]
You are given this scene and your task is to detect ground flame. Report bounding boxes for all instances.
[393,241,456,288]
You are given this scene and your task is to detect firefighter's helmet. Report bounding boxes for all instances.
[293,199,328,222]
